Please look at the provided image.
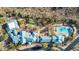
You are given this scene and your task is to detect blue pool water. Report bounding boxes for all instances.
[57,26,73,37]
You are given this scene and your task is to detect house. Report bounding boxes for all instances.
[19,31,28,44]
[6,19,19,33]
[52,35,64,44]
[39,36,51,42]
[10,33,20,44]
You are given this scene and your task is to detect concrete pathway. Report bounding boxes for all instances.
[64,35,79,51]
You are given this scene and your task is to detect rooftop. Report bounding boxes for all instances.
[7,19,19,30]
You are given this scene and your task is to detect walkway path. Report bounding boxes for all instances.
[64,35,79,51]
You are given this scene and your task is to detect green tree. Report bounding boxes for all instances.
[17,13,22,18]
[0,14,3,17]
[2,33,9,40]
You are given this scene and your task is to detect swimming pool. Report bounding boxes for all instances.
[57,26,73,37]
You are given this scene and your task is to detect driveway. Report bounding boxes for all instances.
[64,35,79,51]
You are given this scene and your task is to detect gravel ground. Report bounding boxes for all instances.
[0,7,79,20]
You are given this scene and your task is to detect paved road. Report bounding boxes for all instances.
[64,35,79,51]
